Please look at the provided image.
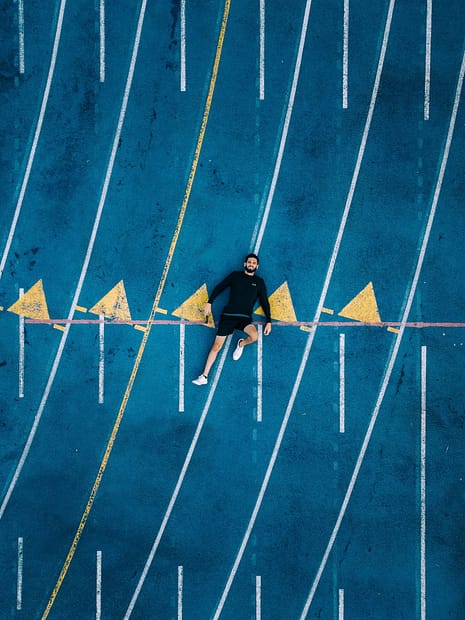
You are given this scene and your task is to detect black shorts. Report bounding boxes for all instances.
[217,314,252,337]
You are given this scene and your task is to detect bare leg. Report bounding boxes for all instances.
[238,324,258,348]
[202,335,226,377]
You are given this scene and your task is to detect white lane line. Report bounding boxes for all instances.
[424,0,432,120]
[342,0,349,108]
[251,0,314,254]
[300,42,465,620]
[259,0,265,100]
[98,316,105,404]
[0,0,149,521]
[96,550,102,620]
[17,536,23,610]
[100,0,106,83]
[213,3,395,616]
[0,0,67,282]
[257,324,263,422]
[123,338,232,619]
[420,345,427,620]
[338,588,344,620]
[179,322,185,412]
[256,575,262,619]
[180,0,186,91]
[339,333,345,433]
[177,565,183,619]
[18,0,25,74]
[19,288,25,399]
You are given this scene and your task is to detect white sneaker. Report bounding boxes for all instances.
[192,374,208,386]
[232,339,245,361]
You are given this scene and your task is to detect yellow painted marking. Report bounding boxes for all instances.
[75,305,88,313]
[134,325,146,332]
[53,324,66,332]
[0,306,3,311]
[300,325,312,333]
[321,307,334,315]
[255,281,297,323]
[88,280,131,321]
[7,279,50,320]
[387,326,400,334]
[156,307,168,315]
[172,284,215,328]
[41,3,231,617]
[338,282,381,323]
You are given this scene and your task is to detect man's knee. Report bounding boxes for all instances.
[211,338,225,352]
[247,329,258,343]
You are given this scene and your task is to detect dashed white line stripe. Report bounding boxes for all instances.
[339,333,345,433]
[98,316,105,404]
[99,0,106,83]
[17,537,23,610]
[179,322,185,412]
[420,345,427,620]
[178,565,183,619]
[18,288,25,399]
[256,575,262,620]
[180,0,186,92]
[257,324,263,422]
[0,0,67,281]
[18,0,25,74]
[424,0,432,120]
[96,550,102,620]
[259,0,265,100]
[213,3,395,616]
[300,39,465,620]
[0,0,148,522]
[342,0,349,108]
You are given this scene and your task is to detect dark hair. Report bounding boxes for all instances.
[245,253,259,264]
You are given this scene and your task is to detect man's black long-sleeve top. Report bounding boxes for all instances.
[208,271,271,323]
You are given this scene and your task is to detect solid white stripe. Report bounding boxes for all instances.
[0,0,149,521]
[300,39,465,620]
[338,588,344,620]
[0,0,67,281]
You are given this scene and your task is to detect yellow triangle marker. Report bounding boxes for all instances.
[172,284,215,328]
[338,282,381,323]
[89,281,131,321]
[255,281,297,323]
[8,280,50,320]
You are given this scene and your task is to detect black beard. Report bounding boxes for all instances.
[245,266,257,274]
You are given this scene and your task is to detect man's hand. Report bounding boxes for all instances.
[204,302,212,317]
[264,322,272,336]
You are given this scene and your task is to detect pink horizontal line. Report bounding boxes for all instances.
[23,319,465,328]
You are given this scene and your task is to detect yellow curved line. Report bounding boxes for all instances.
[41,1,231,617]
